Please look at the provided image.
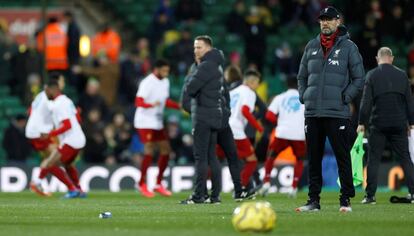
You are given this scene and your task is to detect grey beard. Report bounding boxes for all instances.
[321,30,334,36]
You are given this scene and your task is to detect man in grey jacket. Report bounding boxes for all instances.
[295,6,365,212]
[180,35,226,204]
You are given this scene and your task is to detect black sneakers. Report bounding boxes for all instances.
[361,196,376,204]
[339,198,352,212]
[204,197,221,204]
[234,188,256,202]
[390,194,414,204]
[180,194,222,204]
[295,200,321,212]
[296,198,352,212]
[180,195,205,204]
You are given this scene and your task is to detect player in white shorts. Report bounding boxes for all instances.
[259,76,306,197]
[31,77,86,199]
[217,69,263,191]
[134,59,180,198]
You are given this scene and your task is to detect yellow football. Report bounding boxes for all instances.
[232,201,277,232]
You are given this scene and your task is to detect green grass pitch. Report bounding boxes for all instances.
[0,191,413,236]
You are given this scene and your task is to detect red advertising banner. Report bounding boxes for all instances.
[0,8,63,44]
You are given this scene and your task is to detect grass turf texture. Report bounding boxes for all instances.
[0,191,413,236]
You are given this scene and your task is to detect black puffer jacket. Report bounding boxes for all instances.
[297,25,365,118]
[181,62,231,128]
[185,49,226,129]
[181,63,197,113]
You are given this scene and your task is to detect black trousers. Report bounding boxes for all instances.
[305,117,355,202]
[217,126,242,194]
[193,122,221,200]
[366,126,414,197]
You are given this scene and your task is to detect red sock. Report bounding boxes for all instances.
[156,155,169,185]
[292,159,304,189]
[139,154,153,186]
[263,157,275,183]
[39,168,48,179]
[65,166,81,190]
[241,160,257,187]
[48,166,76,191]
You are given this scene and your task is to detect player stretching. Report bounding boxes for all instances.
[259,77,306,197]
[134,59,180,198]
[224,69,263,193]
[33,78,86,198]
[27,74,76,197]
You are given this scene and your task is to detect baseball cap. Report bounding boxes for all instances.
[318,6,340,19]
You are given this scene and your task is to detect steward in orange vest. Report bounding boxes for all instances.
[37,17,69,71]
[92,24,121,63]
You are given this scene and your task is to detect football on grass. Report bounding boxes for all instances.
[232,201,277,232]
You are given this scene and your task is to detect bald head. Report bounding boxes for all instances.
[376,47,394,65]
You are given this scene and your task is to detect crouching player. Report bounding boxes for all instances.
[26,73,62,197]
[31,78,86,198]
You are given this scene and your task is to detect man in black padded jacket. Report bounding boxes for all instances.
[181,48,255,203]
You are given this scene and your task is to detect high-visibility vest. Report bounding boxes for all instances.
[37,23,68,71]
[92,29,121,63]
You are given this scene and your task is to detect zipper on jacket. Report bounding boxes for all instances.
[318,37,343,116]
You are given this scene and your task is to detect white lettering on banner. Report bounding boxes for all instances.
[278,166,294,193]
[48,176,69,192]
[9,19,37,37]
[80,166,110,192]
[221,168,233,193]
[0,165,296,192]
[0,167,27,192]
[258,167,282,193]
[147,167,159,190]
[159,168,171,189]
[171,166,194,192]
[109,166,140,192]
[278,166,294,186]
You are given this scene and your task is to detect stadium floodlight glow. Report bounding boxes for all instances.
[79,35,90,57]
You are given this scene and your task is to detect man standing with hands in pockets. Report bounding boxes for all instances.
[296,6,365,212]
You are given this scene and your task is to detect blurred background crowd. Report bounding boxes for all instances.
[1,0,414,168]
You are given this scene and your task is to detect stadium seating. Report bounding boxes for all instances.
[0,94,26,163]
[0,119,7,164]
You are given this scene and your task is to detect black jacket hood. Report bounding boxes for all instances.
[201,48,224,65]
[337,25,349,39]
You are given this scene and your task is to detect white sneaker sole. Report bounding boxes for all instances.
[361,201,376,205]
[339,207,352,212]
[295,207,320,212]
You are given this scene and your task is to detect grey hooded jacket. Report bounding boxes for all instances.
[297,26,365,118]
